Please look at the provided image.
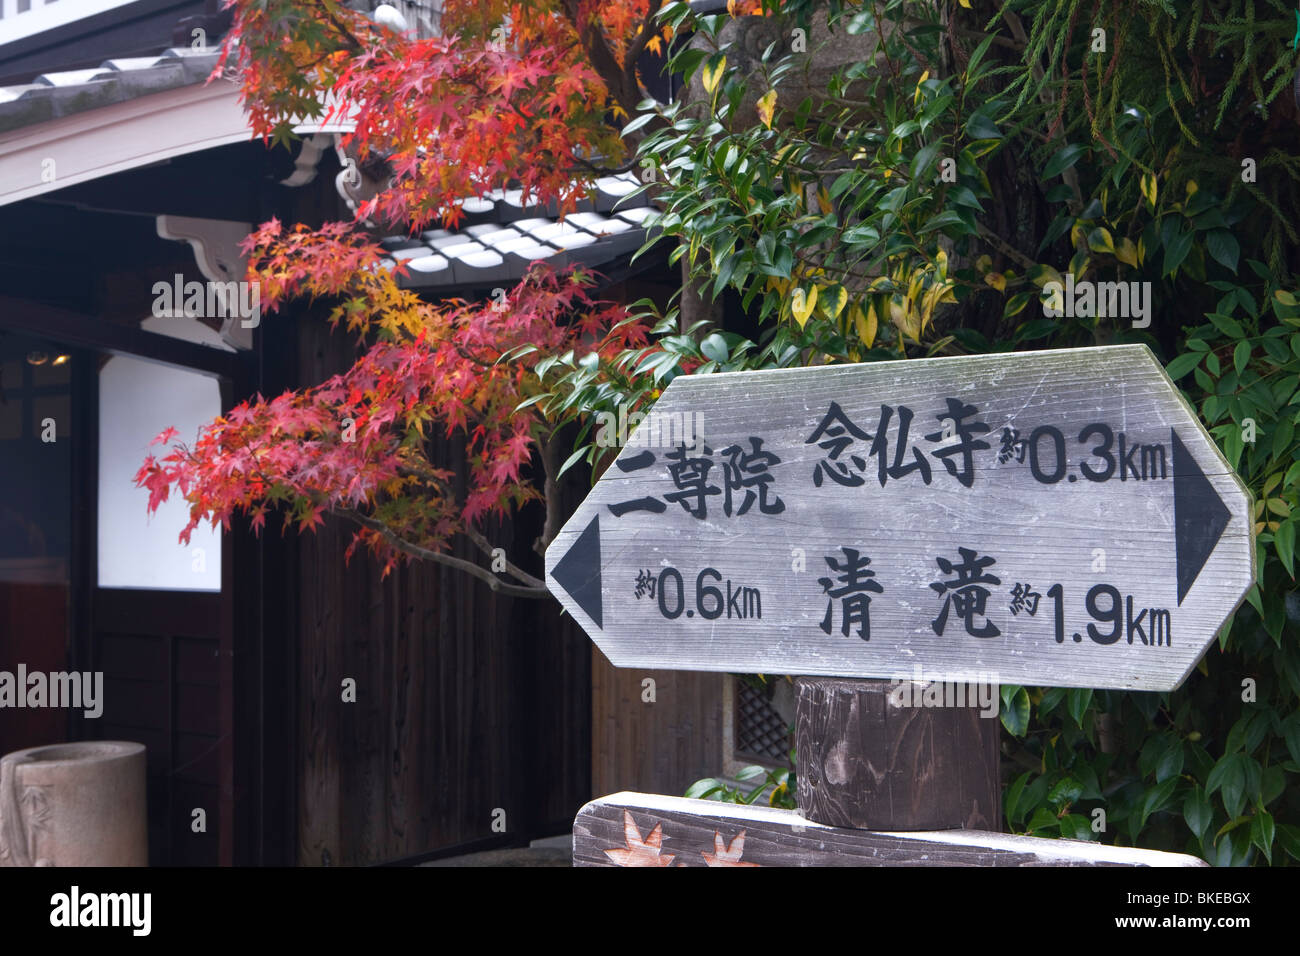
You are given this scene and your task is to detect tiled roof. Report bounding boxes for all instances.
[376,173,660,290]
[0,43,663,290]
[0,46,223,133]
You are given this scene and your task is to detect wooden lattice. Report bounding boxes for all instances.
[735,681,790,764]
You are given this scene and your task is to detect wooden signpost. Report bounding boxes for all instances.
[548,344,1250,866]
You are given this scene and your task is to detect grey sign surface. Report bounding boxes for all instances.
[546,345,1254,690]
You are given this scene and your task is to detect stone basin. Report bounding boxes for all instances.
[0,740,147,866]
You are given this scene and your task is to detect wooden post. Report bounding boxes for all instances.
[795,677,1000,831]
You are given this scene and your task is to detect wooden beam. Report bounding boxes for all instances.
[0,295,246,379]
[574,792,1208,867]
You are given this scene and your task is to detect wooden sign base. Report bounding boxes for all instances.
[573,792,1207,867]
[795,676,999,830]
[575,676,1204,866]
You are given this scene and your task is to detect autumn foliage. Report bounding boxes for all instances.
[217,0,664,228]
[137,219,647,585]
[136,0,692,589]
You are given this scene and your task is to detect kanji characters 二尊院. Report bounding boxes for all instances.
[607,439,784,520]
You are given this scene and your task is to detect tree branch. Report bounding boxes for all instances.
[561,0,666,139]
[338,508,551,599]
[621,1,661,112]
[461,523,548,589]
[536,431,565,558]
[976,221,1037,271]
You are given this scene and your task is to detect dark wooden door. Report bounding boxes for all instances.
[89,589,226,866]
[81,341,237,867]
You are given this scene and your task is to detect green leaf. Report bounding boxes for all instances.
[1059,814,1096,841]
[1206,230,1240,272]
[1005,771,1030,828]
[1208,312,1245,338]
[964,32,998,77]
[948,186,984,211]
[1162,228,1194,276]
[1047,776,1083,808]
[774,244,794,277]
[1284,714,1300,765]
[555,445,590,480]
[1155,739,1184,783]
[1233,340,1251,375]
[1076,765,1103,801]
[1087,227,1115,254]
[1013,318,1059,342]
[1003,292,1032,318]
[1026,807,1059,833]
[999,685,1030,736]
[965,111,1001,141]
[1279,824,1300,861]
[513,392,552,412]
[1139,777,1179,828]
[1207,753,1249,818]
[1206,752,1242,796]
[1250,810,1275,863]
[1038,687,1066,716]
[1043,143,1086,178]
[1262,764,1285,807]
[1237,287,1259,317]
[700,332,729,363]
[1214,814,1250,844]
[912,142,942,181]
[622,112,659,136]
[1275,520,1296,577]
[684,778,725,800]
[920,210,967,234]
[1165,352,1202,380]
[1184,787,1213,840]
[1066,688,1093,727]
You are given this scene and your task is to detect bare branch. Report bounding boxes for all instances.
[462,523,548,589]
[976,221,1038,271]
[338,508,551,600]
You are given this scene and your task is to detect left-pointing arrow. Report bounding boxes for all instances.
[550,514,603,628]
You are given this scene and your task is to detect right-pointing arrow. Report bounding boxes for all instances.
[1172,428,1231,606]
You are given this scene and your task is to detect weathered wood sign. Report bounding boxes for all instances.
[547,345,1254,691]
[573,793,1208,867]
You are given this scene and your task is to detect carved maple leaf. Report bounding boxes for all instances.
[603,810,675,867]
[700,830,759,867]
